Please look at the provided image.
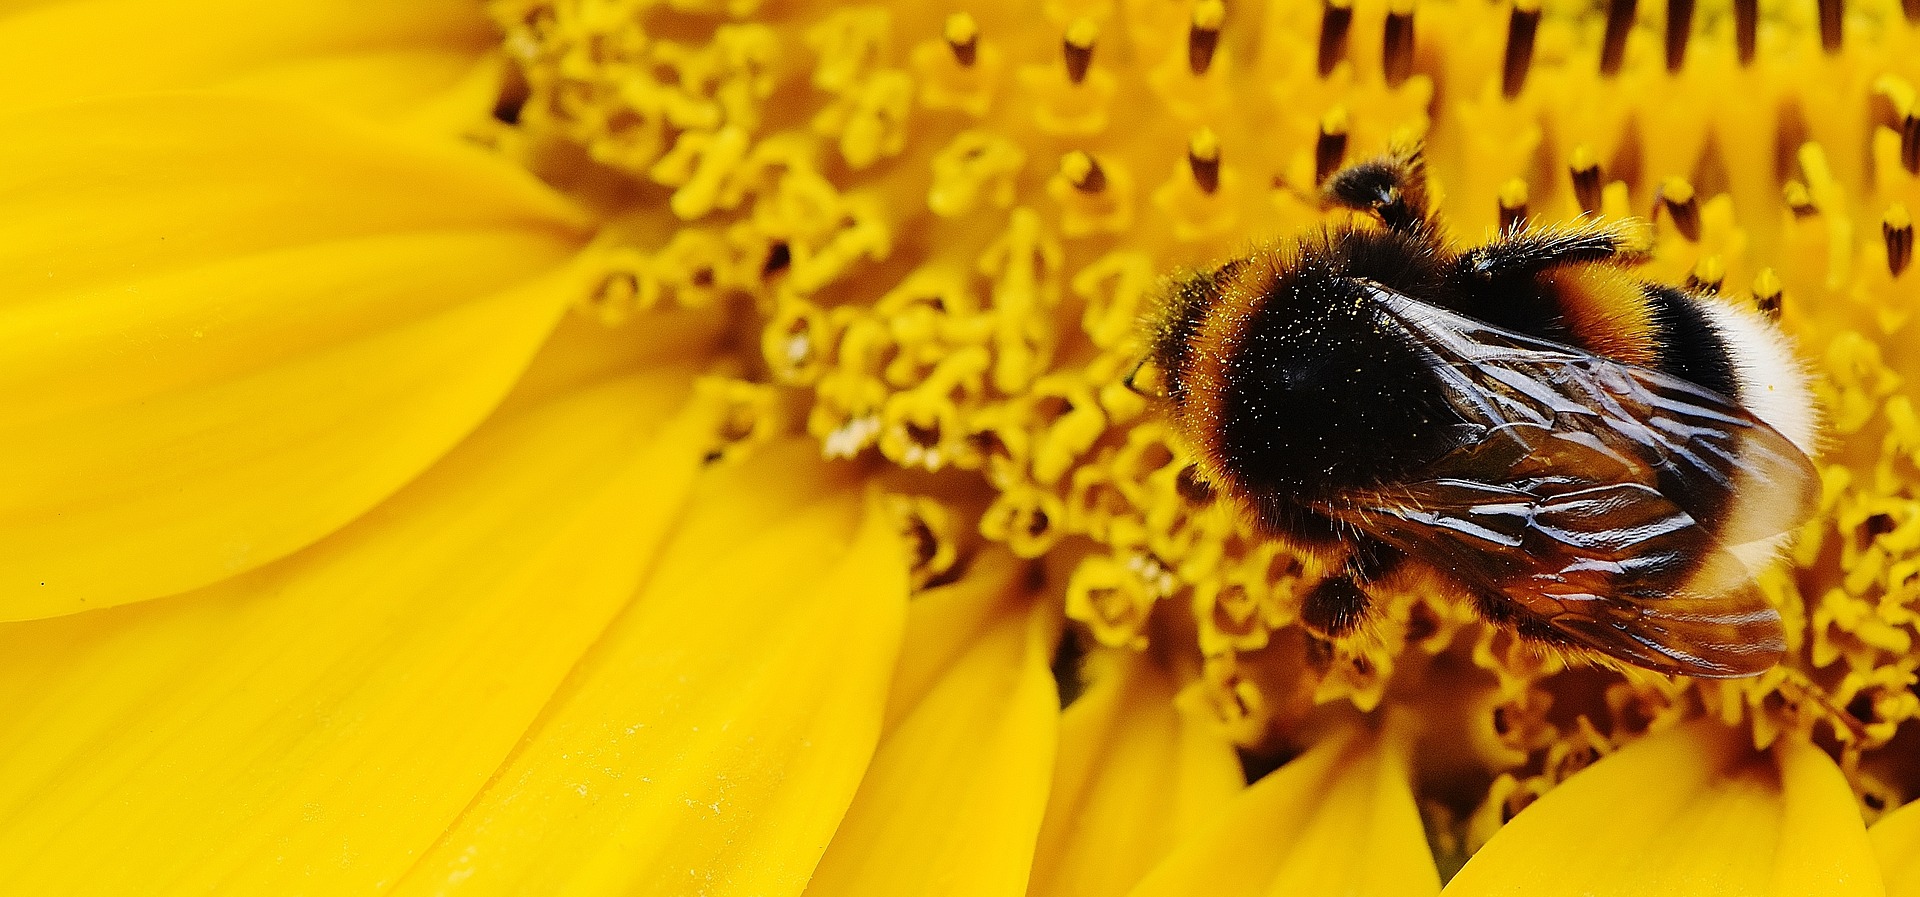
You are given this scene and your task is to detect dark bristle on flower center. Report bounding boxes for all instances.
[1861,511,1899,545]
[1025,507,1052,539]
[1665,0,1695,73]
[1051,626,1088,708]
[1382,0,1416,87]
[1189,0,1223,76]
[1753,268,1784,320]
[1063,19,1096,84]
[1735,0,1758,63]
[1063,150,1106,193]
[1188,128,1221,194]
[1602,0,1635,75]
[491,62,529,125]
[905,420,941,448]
[1569,145,1603,214]
[1318,0,1354,78]
[1685,256,1724,294]
[1820,0,1844,53]
[1498,178,1529,231]
[1315,107,1350,185]
[1886,204,1914,277]
[1659,176,1701,240]
[762,241,791,277]
[1785,180,1819,218]
[1503,0,1541,99]
[944,12,978,67]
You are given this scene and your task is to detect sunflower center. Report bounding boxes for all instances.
[493,0,1920,836]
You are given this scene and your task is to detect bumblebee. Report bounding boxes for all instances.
[1141,148,1820,678]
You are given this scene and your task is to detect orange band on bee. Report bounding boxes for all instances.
[1182,253,1276,474]
[1541,264,1659,366]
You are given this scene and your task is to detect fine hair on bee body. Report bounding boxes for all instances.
[1140,145,1820,679]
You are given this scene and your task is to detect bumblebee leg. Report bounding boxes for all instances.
[1321,146,1432,234]
[1301,576,1371,637]
[1300,541,1404,638]
[1454,219,1651,280]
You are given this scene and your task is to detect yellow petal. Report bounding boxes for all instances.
[0,360,715,894]
[1445,721,1885,897]
[0,0,493,122]
[1129,721,1440,897]
[391,442,908,897]
[1871,798,1920,897]
[0,93,590,618]
[496,304,730,417]
[1028,651,1244,897]
[220,48,500,134]
[882,551,1031,729]
[806,555,1061,897]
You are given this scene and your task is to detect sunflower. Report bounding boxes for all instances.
[2,0,1918,894]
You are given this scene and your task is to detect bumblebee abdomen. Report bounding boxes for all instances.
[1642,283,1740,399]
[1535,265,1660,367]
[1478,257,1751,413]
[1531,263,1815,454]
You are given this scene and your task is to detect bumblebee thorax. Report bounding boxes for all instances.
[1153,237,1465,516]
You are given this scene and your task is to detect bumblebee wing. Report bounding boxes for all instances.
[1335,438,1786,676]
[1323,285,1811,676]
[1363,283,1820,546]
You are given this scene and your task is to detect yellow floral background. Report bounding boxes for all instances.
[0,0,1918,894]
